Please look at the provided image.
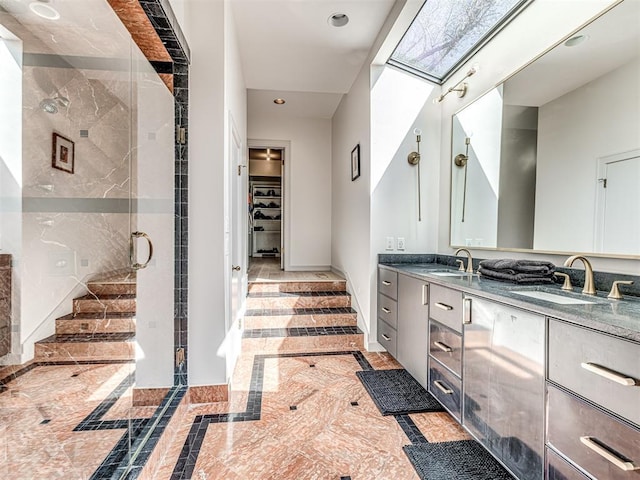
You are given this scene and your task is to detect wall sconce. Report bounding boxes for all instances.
[407,128,422,222]
[435,65,479,103]
[454,137,471,222]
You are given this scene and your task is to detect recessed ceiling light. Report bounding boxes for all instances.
[328,13,349,27]
[29,1,60,20]
[564,35,588,47]
[273,98,286,105]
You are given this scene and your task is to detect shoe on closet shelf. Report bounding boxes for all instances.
[267,189,276,196]
[254,211,266,219]
[255,202,267,208]
[255,191,265,196]
[268,202,278,208]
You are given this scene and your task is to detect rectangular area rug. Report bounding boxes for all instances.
[403,441,515,480]
[356,369,444,415]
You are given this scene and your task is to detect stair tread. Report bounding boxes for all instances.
[245,307,357,316]
[57,312,136,320]
[75,294,136,301]
[243,326,361,338]
[247,291,349,298]
[37,333,135,343]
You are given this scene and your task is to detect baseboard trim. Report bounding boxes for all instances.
[133,387,171,406]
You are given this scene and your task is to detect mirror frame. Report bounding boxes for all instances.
[448,0,639,260]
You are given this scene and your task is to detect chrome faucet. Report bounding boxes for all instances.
[563,255,596,295]
[454,248,474,274]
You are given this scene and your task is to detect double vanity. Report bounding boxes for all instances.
[377,254,639,480]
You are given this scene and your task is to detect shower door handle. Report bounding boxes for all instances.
[130,231,154,270]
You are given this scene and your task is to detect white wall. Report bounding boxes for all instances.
[185,0,247,387]
[534,58,640,252]
[248,112,331,270]
[331,61,372,339]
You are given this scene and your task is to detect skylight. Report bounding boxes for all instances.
[389,0,530,83]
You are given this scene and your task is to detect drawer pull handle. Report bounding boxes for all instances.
[381,334,391,341]
[579,436,639,471]
[434,341,453,352]
[382,280,392,286]
[382,307,391,314]
[433,380,453,395]
[435,302,453,311]
[581,362,637,386]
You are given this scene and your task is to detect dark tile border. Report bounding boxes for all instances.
[244,306,357,316]
[242,326,361,338]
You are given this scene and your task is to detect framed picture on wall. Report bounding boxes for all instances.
[52,132,75,174]
[351,143,360,181]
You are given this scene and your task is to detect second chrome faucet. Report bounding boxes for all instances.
[455,248,474,274]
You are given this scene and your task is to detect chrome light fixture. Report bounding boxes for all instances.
[407,128,422,222]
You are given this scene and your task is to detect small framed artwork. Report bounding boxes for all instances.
[351,143,360,181]
[52,132,75,174]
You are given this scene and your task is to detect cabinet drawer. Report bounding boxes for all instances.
[378,319,397,358]
[429,284,463,333]
[546,448,590,480]
[549,319,640,426]
[429,320,462,377]
[377,294,398,329]
[429,358,462,421]
[378,268,398,300]
[547,385,640,480]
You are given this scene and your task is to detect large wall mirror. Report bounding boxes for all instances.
[450,0,640,258]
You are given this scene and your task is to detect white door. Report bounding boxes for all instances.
[595,151,640,254]
[229,121,244,328]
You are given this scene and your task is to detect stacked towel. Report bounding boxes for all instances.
[478,259,556,284]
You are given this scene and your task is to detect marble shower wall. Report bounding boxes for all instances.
[0,0,176,363]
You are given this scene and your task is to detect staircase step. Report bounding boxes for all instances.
[246,291,351,310]
[34,333,135,362]
[73,294,136,314]
[241,326,363,354]
[243,312,357,329]
[248,280,347,293]
[55,312,136,335]
[87,281,136,296]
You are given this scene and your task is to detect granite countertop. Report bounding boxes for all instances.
[379,261,640,343]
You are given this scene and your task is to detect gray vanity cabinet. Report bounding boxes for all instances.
[546,319,640,480]
[463,295,546,480]
[397,273,429,388]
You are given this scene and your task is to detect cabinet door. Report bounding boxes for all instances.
[397,274,429,388]
[463,296,545,480]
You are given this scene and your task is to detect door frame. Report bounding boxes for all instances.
[593,148,640,252]
[247,139,290,270]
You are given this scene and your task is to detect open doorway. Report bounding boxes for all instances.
[248,145,285,279]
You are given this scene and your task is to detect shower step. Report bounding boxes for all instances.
[73,294,136,314]
[34,333,135,362]
[87,271,136,296]
[55,312,136,335]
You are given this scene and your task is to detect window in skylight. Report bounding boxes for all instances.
[389,0,530,83]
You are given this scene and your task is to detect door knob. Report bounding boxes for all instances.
[232,265,241,272]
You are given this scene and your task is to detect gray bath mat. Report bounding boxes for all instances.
[356,369,443,415]
[403,441,515,480]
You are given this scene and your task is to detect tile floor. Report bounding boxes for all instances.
[1,260,471,479]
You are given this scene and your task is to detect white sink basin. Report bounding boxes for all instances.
[429,271,477,277]
[511,290,597,305]
[429,271,467,276]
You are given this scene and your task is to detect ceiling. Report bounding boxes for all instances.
[231,0,397,118]
[503,0,640,106]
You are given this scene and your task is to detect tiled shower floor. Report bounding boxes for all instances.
[0,362,155,479]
